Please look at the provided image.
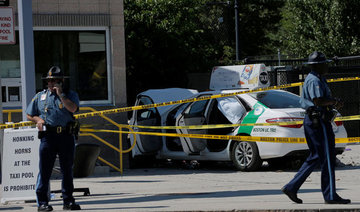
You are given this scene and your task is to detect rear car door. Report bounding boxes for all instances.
[176,95,210,154]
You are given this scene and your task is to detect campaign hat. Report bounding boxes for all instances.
[303,51,332,65]
[42,66,69,79]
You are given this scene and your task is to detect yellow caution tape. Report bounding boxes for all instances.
[76,114,360,130]
[334,115,360,121]
[346,137,360,143]
[327,77,360,83]
[73,81,301,119]
[73,76,360,119]
[80,128,359,144]
[127,115,360,130]
[7,114,354,131]
[0,77,359,130]
[0,121,34,130]
[1,113,359,131]
[128,122,303,130]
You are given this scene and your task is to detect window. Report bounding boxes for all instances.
[34,30,110,103]
[0,32,20,78]
[8,87,20,102]
[0,28,111,106]
[0,78,22,107]
[166,103,189,126]
[249,90,302,109]
[136,96,159,122]
[184,99,209,117]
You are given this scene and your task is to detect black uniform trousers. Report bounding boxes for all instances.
[284,114,339,201]
[36,133,75,206]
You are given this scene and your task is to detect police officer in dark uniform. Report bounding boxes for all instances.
[281,51,350,204]
[26,66,81,211]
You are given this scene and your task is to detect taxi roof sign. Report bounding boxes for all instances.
[209,64,270,90]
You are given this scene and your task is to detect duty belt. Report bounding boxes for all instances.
[46,125,68,134]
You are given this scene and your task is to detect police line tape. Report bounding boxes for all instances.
[0,76,359,130]
[73,76,360,119]
[80,114,360,130]
[2,114,359,131]
[0,121,34,130]
[128,114,360,130]
[79,128,360,144]
[74,82,303,119]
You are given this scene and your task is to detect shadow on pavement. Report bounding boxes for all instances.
[78,188,320,205]
[0,207,24,210]
[95,180,164,183]
[78,206,168,211]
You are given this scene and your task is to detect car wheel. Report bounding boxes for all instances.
[231,141,262,171]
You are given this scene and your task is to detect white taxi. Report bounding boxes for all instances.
[129,64,347,171]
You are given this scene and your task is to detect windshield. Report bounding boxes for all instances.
[249,90,302,109]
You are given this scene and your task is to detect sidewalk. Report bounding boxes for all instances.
[2,144,360,212]
[1,165,360,212]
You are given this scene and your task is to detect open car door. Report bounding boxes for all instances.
[176,96,210,154]
[176,95,248,154]
[132,95,162,153]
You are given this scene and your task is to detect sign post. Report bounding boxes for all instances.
[18,0,36,121]
[0,7,15,44]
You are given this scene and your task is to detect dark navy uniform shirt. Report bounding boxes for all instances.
[26,90,80,127]
[299,71,332,110]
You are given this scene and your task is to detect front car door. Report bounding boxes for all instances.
[132,95,162,153]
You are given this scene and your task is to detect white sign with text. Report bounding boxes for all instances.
[1,128,39,204]
[0,7,15,44]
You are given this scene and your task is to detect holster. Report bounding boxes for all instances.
[67,120,80,140]
[322,109,337,122]
[307,107,321,128]
[38,131,46,139]
[306,106,337,128]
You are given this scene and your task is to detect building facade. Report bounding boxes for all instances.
[0,0,128,169]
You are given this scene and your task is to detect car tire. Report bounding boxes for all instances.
[231,141,262,171]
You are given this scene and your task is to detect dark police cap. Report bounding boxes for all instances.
[42,66,69,79]
[303,51,332,65]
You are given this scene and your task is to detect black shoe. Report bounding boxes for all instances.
[281,186,303,204]
[38,204,53,211]
[325,198,351,204]
[63,202,81,210]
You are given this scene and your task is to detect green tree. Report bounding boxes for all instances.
[125,0,220,103]
[279,0,360,57]
[236,0,284,56]
[124,0,284,103]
